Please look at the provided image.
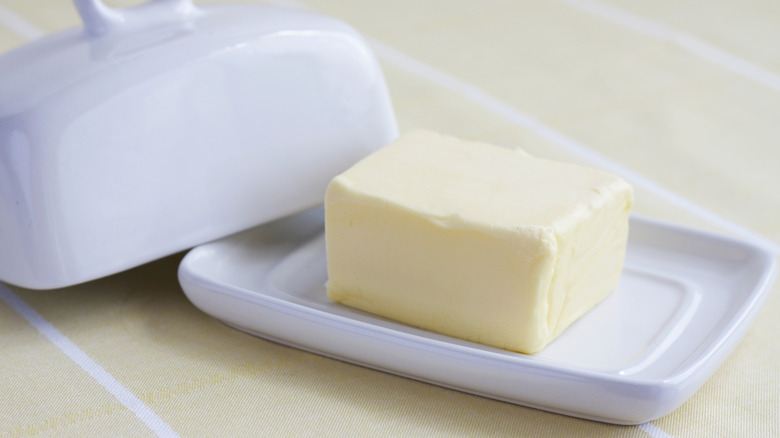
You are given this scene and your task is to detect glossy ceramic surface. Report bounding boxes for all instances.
[0,0,398,289]
[179,208,777,425]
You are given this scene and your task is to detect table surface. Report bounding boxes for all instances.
[1,1,778,437]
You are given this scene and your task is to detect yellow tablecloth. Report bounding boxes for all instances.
[1,1,778,436]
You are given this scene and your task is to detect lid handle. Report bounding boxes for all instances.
[74,0,196,36]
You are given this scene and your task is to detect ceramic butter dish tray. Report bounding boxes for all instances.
[0,0,397,289]
[179,208,777,424]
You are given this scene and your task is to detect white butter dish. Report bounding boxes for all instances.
[178,208,776,425]
[0,0,397,289]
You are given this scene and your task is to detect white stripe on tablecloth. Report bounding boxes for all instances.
[558,0,780,92]
[0,4,43,40]
[0,284,180,438]
[369,39,780,256]
[638,421,675,438]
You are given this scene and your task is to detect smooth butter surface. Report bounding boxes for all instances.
[324,130,633,353]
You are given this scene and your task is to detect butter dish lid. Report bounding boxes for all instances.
[0,0,398,289]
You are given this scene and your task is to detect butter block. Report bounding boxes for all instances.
[324,130,633,353]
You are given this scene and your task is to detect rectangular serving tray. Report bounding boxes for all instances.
[178,208,776,424]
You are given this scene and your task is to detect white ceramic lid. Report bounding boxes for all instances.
[0,0,398,289]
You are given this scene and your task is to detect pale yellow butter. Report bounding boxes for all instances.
[324,130,633,353]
